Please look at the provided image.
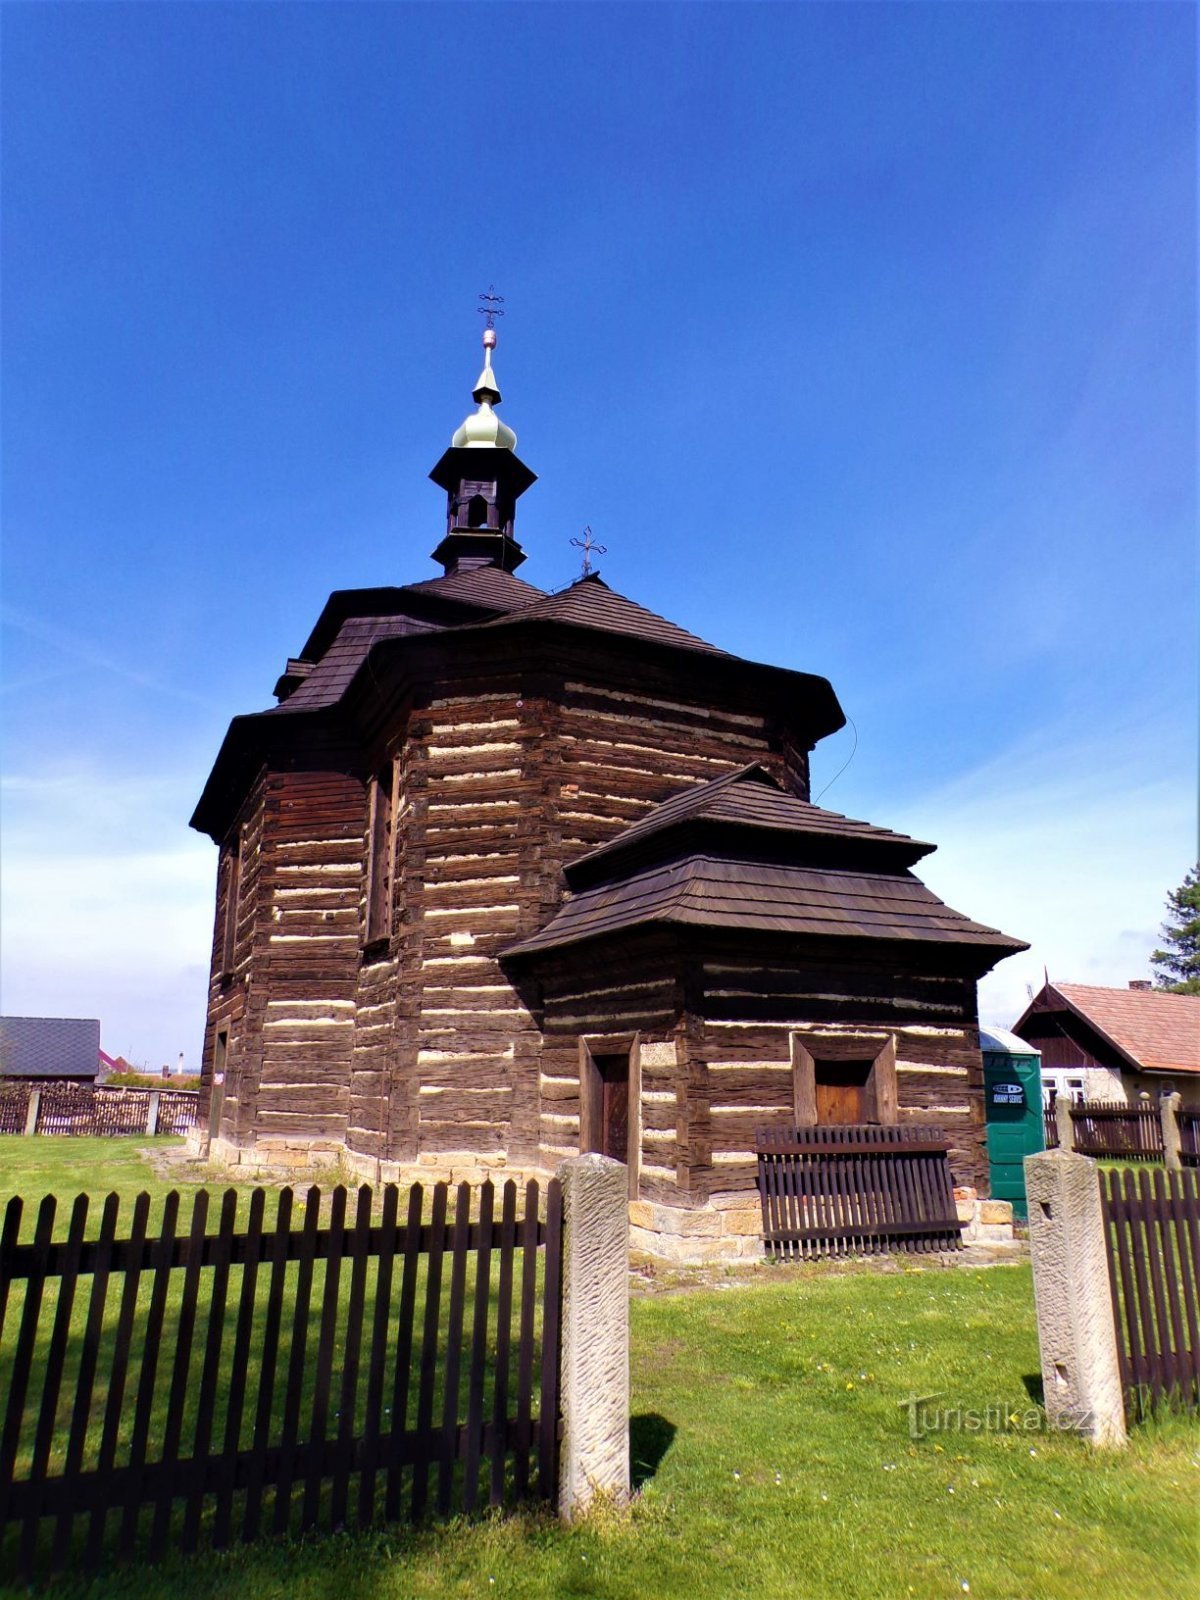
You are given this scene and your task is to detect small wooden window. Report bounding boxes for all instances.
[220,842,241,977]
[365,764,396,946]
[791,1032,898,1127]
[466,493,489,528]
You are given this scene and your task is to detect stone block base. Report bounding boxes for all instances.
[957,1194,1015,1243]
[194,1137,1014,1257]
[629,1198,765,1263]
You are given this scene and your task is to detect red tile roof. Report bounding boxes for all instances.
[1045,983,1200,1075]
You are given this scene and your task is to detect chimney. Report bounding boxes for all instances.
[1128,980,1152,992]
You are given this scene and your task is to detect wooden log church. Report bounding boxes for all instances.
[191,320,1026,1255]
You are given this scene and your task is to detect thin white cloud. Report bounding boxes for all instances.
[881,709,1195,1030]
[0,606,220,710]
[0,763,216,1067]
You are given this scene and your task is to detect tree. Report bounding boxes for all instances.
[1150,864,1200,994]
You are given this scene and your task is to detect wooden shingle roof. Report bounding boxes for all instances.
[273,614,440,712]
[567,764,934,882]
[476,573,730,657]
[403,567,545,609]
[505,854,1024,959]
[505,767,1025,965]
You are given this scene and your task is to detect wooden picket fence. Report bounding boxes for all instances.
[1100,1166,1200,1419]
[1180,1111,1200,1168]
[1042,1100,1165,1160]
[0,1082,199,1138]
[755,1125,963,1260]
[0,1179,562,1580]
[1071,1101,1162,1161]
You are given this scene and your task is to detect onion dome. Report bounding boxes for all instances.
[451,327,518,451]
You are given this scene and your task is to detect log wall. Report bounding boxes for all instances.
[693,946,988,1197]
[200,630,990,1204]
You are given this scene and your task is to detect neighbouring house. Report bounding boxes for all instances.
[0,1016,102,1083]
[189,324,1026,1245]
[1012,981,1200,1109]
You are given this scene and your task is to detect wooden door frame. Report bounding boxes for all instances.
[578,1031,641,1199]
[791,1031,898,1127]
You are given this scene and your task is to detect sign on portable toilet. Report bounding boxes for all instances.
[980,1026,1044,1221]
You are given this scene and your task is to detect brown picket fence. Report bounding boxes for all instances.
[1071,1101,1162,1161]
[755,1125,963,1259]
[0,1086,29,1137]
[0,1082,199,1138]
[1042,1100,1167,1160]
[1100,1166,1200,1420]
[1180,1112,1200,1168]
[0,1178,563,1581]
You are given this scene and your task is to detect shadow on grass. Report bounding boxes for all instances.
[1022,1373,1045,1406]
[630,1412,676,1490]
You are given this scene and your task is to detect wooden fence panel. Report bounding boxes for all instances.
[0,1179,564,1580]
[0,1083,200,1138]
[755,1125,963,1260]
[1101,1166,1200,1420]
[1071,1101,1162,1161]
[1180,1111,1200,1168]
[0,1087,30,1137]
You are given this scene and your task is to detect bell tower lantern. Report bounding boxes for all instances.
[428,312,536,575]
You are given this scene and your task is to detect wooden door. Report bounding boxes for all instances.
[592,1052,630,1163]
[814,1059,873,1125]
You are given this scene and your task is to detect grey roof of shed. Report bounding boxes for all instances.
[0,1016,101,1080]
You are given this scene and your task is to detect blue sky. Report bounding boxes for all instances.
[2,3,1194,1066]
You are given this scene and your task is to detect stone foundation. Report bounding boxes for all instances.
[954,1186,1016,1244]
[187,1135,1014,1261]
[196,1131,549,1192]
[629,1196,767,1263]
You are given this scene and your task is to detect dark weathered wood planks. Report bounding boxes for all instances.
[755,1125,964,1259]
[0,1180,563,1580]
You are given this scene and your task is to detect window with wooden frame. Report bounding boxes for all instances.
[578,1032,642,1199]
[364,762,397,949]
[219,839,241,978]
[790,1031,898,1127]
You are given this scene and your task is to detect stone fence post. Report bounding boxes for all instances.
[146,1091,161,1137]
[1159,1092,1182,1172]
[23,1087,41,1136]
[1024,1150,1126,1448]
[1054,1095,1075,1152]
[555,1154,630,1520]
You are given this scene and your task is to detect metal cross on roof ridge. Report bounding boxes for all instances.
[477,285,505,328]
[570,525,607,577]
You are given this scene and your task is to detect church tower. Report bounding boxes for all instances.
[191,310,1024,1252]
[428,323,536,576]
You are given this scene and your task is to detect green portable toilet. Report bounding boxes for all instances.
[980,1027,1044,1221]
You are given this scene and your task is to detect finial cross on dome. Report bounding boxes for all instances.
[477,286,505,330]
[570,526,607,577]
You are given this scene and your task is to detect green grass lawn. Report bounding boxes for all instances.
[1,1139,1197,1600]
